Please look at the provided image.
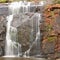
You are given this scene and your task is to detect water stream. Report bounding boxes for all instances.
[5,2,22,57]
[5,1,45,57]
[5,15,15,56]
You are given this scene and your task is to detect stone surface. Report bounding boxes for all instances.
[41,4,60,59]
[0,4,8,56]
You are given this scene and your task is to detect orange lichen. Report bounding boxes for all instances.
[41,4,60,57]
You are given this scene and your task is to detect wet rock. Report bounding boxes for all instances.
[0,16,6,56]
[42,41,56,54]
[0,4,8,56]
[41,4,60,59]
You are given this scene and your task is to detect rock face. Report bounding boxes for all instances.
[0,16,6,56]
[0,4,8,56]
[40,4,60,59]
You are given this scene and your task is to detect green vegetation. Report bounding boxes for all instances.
[0,0,7,3]
[53,0,60,4]
[0,0,21,3]
[45,25,52,32]
[47,36,57,42]
[0,0,41,3]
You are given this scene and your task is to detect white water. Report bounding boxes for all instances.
[5,14,22,57]
[5,15,14,56]
[23,13,41,57]
[5,2,22,57]
[5,1,31,57]
[5,1,45,57]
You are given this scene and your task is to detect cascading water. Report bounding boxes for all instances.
[5,2,22,57]
[5,1,31,57]
[5,1,45,57]
[23,13,41,57]
[5,15,14,56]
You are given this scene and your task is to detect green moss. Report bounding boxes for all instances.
[47,36,57,42]
[0,0,7,3]
[53,0,60,4]
[45,24,52,31]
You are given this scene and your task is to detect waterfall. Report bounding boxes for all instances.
[5,15,14,56]
[4,1,45,57]
[5,2,22,57]
[5,1,31,57]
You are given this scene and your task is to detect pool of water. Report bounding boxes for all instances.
[0,57,47,60]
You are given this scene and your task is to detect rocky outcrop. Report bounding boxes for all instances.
[0,4,8,56]
[40,4,60,59]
